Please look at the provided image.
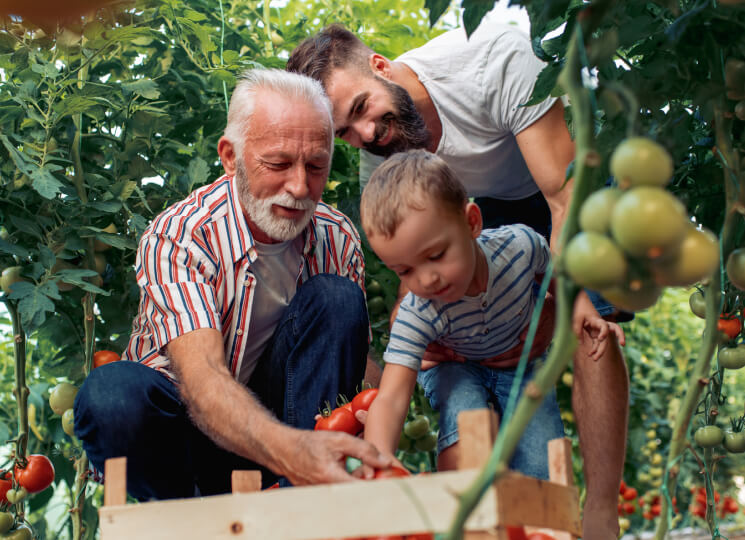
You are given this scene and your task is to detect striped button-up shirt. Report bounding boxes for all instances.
[122,174,365,381]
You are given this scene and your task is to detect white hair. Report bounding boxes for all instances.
[223,68,334,155]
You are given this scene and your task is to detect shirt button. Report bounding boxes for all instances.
[236,329,243,336]
[484,328,489,335]
[482,301,487,308]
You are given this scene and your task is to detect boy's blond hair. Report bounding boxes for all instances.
[360,150,467,238]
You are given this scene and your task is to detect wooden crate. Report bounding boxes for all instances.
[99,409,580,539]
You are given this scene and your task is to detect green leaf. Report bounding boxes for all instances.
[54,269,110,295]
[9,215,42,239]
[88,200,123,213]
[424,0,451,27]
[0,238,30,259]
[0,133,32,174]
[9,282,55,331]
[523,62,564,107]
[123,79,161,100]
[0,421,9,445]
[462,0,495,37]
[30,61,59,79]
[53,95,102,119]
[83,228,136,251]
[30,166,64,199]
[38,245,55,270]
[187,157,210,190]
[183,8,208,21]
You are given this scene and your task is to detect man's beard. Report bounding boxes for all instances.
[235,158,317,242]
[363,77,431,157]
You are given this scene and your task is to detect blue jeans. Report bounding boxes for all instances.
[74,274,369,500]
[417,355,565,480]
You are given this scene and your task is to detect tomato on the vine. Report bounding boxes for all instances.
[726,248,745,290]
[14,454,55,493]
[351,388,378,414]
[622,486,638,500]
[694,426,724,448]
[0,472,11,505]
[526,533,557,540]
[93,350,120,369]
[723,431,745,453]
[689,291,706,319]
[719,346,745,370]
[0,511,12,534]
[315,407,360,435]
[718,316,742,340]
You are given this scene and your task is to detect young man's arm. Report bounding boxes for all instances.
[168,328,391,485]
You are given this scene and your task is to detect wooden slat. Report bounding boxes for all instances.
[231,470,262,494]
[103,457,127,507]
[457,408,498,470]
[494,472,582,536]
[100,469,498,540]
[542,437,577,540]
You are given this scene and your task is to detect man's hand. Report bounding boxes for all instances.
[420,342,465,370]
[276,429,392,486]
[572,291,626,361]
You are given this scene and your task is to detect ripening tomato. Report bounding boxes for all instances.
[506,526,528,540]
[405,533,435,540]
[373,466,411,479]
[690,503,706,518]
[14,454,55,493]
[93,350,120,369]
[623,502,635,515]
[0,472,11,505]
[526,533,557,540]
[351,388,378,414]
[314,407,360,435]
[718,317,742,340]
[622,487,638,500]
[651,503,661,517]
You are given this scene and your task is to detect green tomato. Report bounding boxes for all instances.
[367,296,387,316]
[579,187,622,234]
[610,137,674,189]
[5,488,27,504]
[62,408,75,436]
[366,279,384,297]
[397,435,413,452]
[689,291,706,319]
[564,232,628,290]
[0,267,25,295]
[651,225,719,287]
[719,346,745,370]
[726,248,745,290]
[345,456,362,473]
[610,187,688,259]
[601,282,662,313]
[414,431,438,452]
[694,425,723,448]
[1,525,32,540]
[0,513,12,535]
[723,431,745,453]
[49,382,78,416]
[403,415,430,440]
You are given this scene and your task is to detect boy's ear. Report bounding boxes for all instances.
[369,53,392,79]
[465,202,482,239]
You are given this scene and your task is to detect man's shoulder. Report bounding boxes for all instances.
[146,176,233,237]
[311,201,361,241]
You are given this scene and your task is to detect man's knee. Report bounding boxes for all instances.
[297,274,367,329]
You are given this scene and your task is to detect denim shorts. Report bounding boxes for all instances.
[416,355,565,480]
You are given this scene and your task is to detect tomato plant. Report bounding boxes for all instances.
[0,473,11,505]
[718,346,745,370]
[48,382,78,415]
[610,137,673,189]
[14,454,54,493]
[694,426,724,448]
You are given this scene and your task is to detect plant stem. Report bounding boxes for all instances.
[5,300,29,464]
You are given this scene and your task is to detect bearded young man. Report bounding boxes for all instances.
[288,17,629,539]
[73,69,390,500]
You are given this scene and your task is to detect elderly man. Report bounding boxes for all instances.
[288,17,628,539]
[73,69,390,500]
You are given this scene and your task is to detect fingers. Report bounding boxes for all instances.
[355,409,368,425]
[610,322,626,346]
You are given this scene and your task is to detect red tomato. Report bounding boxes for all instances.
[0,472,11,504]
[690,503,706,518]
[622,487,638,500]
[351,388,378,413]
[619,480,626,494]
[643,511,653,520]
[93,350,120,369]
[339,402,363,433]
[506,526,528,540]
[623,502,635,515]
[526,533,557,540]
[651,503,661,516]
[405,534,434,540]
[315,407,360,435]
[695,491,707,505]
[724,496,738,513]
[373,466,411,479]
[718,316,742,339]
[14,454,55,493]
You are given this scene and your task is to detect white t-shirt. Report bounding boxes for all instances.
[238,236,303,383]
[360,15,556,200]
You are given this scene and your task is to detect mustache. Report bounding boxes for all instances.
[265,191,316,211]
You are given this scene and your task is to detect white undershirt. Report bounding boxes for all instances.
[238,236,303,383]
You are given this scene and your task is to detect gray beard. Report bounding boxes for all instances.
[235,158,317,242]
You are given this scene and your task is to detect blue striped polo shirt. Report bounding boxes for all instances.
[384,225,549,370]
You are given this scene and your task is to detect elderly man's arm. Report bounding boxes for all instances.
[168,328,391,485]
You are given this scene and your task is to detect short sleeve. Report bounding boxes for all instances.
[383,295,443,371]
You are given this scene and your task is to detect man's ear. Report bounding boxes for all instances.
[369,53,392,79]
[217,136,237,176]
[465,202,483,239]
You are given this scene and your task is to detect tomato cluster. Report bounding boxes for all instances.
[315,388,379,436]
[398,415,437,454]
[566,137,719,312]
[617,481,638,516]
[689,486,739,519]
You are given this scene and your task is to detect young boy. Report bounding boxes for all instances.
[360,149,616,478]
